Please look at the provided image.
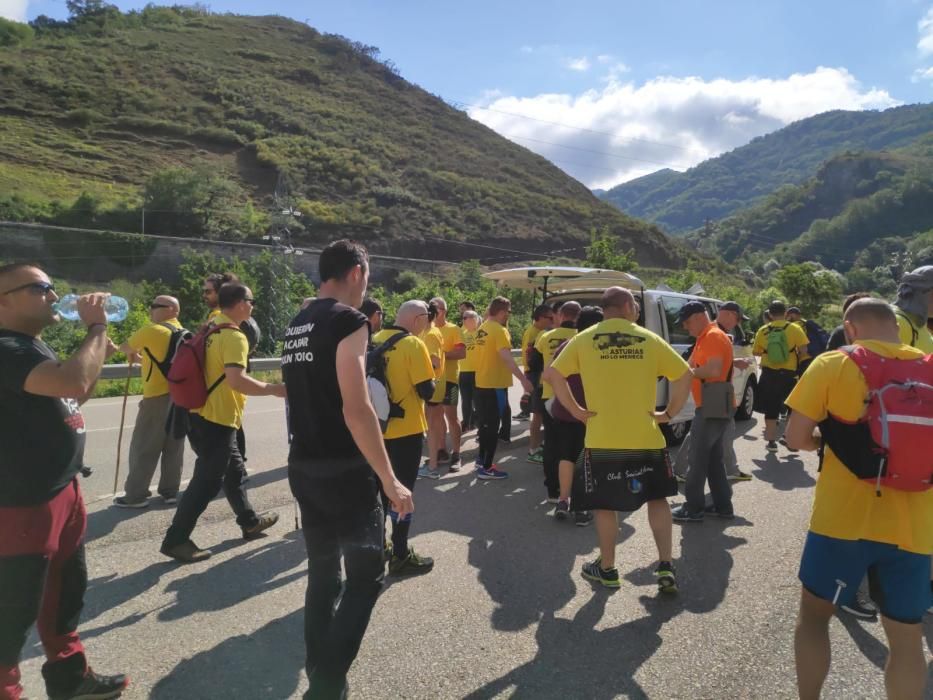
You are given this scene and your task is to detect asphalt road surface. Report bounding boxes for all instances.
[18,389,933,699]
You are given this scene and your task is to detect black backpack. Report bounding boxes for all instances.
[366,331,410,432]
[144,322,192,382]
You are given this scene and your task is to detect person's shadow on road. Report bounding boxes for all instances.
[752,455,815,491]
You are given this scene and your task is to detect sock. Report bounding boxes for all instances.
[391,520,411,557]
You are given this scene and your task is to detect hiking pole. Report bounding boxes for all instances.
[113,360,134,495]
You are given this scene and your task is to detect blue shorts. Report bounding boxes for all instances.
[798,531,932,624]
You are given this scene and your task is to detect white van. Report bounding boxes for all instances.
[483,266,758,444]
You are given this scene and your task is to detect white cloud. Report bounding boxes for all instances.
[919,7,933,55]
[566,56,591,72]
[468,67,901,190]
[0,0,28,21]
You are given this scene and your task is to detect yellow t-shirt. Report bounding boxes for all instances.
[520,325,543,370]
[421,325,446,403]
[786,340,933,554]
[475,319,513,389]
[193,313,249,429]
[551,318,690,449]
[373,328,436,440]
[207,308,221,321]
[461,328,478,372]
[792,320,811,362]
[753,320,809,371]
[127,318,182,398]
[896,312,933,354]
[439,321,466,383]
[535,325,577,399]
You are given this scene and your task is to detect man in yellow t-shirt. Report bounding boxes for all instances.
[113,295,186,508]
[430,297,467,471]
[531,302,579,498]
[373,300,437,576]
[458,310,481,431]
[473,297,534,480]
[203,271,239,321]
[894,265,933,354]
[785,298,933,699]
[161,282,287,564]
[518,306,555,419]
[545,287,691,593]
[419,302,447,479]
[752,300,809,452]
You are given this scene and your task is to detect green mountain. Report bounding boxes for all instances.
[0,7,684,267]
[686,135,933,273]
[598,105,933,234]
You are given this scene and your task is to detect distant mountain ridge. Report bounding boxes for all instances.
[598,104,933,234]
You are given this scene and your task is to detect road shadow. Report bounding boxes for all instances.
[464,593,681,699]
[751,455,816,491]
[150,608,306,699]
[838,613,887,671]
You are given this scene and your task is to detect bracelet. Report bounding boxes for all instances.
[87,323,107,333]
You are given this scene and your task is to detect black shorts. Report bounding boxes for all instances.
[442,381,459,406]
[756,367,797,419]
[571,448,676,512]
[531,385,547,414]
[554,420,585,463]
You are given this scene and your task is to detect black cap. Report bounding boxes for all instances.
[786,306,801,315]
[676,300,707,324]
[720,301,749,321]
[768,299,786,315]
[359,298,382,318]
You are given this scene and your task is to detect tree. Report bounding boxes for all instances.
[584,227,639,271]
[772,263,842,318]
[0,18,34,46]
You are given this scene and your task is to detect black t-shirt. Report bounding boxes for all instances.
[282,298,369,477]
[0,330,86,506]
[827,325,847,351]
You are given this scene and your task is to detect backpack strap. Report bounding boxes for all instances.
[837,344,886,399]
[203,322,244,394]
[143,322,184,381]
[894,309,919,347]
[371,330,410,363]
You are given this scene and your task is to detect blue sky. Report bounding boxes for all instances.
[8,0,933,188]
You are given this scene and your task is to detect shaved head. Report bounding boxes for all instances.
[396,299,430,334]
[559,301,581,322]
[154,295,179,310]
[843,298,899,344]
[600,287,636,320]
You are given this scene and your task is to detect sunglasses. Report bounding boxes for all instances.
[150,303,172,310]
[2,281,55,296]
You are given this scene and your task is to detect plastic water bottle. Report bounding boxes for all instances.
[54,294,129,323]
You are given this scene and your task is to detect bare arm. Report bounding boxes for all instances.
[118,342,141,365]
[24,294,110,400]
[498,347,534,393]
[224,366,286,397]
[653,371,691,424]
[337,326,413,516]
[785,411,820,452]
[446,345,466,361]
[691,356,723,380]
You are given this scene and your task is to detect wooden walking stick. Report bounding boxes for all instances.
[113,360,134,494]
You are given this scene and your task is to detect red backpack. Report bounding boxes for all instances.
[166,323,240,409]
[820,345,933,494]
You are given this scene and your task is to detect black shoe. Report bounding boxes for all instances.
[112,496,148,509]
[574,511,593,527]
[160,540,211,564]
[437,449,450,463]
[49,668,128,700]
[243,512,279,540]
[448,452,461,471]
[703,504,735,520]
[671,505,704,522]
[656,561,678,594]
[766,440,778,453]
[388,547,434,576]
[554,499,570,521]
[841,593,878,619]
[779,437,799,453]
[581,557,620,588]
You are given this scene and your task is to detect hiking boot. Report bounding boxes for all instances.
[554,499,570,520]
[671,505,704,522]
[388,548,434,576]
[728,470,752,482]
[112,496,148,509]
[656,561,678,594]
[243,512,279,540]
[703,504,736,520]
[766,440,778,453]
[477,466,509,480]
[49,668,128,700]
[581,557,620,588]
[161,540,211,564]
[574,511,593,527]
[526,448,544,464]
[448,452,462,472]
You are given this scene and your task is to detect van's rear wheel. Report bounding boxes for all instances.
[735,378,756,421]
[662,420,690,446]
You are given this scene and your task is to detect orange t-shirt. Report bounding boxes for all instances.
[689,322,733,406]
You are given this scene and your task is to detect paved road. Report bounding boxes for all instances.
[19,391,933,699]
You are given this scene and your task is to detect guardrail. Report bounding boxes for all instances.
[98,351,523,380]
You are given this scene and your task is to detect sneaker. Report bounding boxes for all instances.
[656,561,678,594]
[728,470,752,482]
[516,411,531,422]
[49,668,128,700]
[581,557,621,588]
[112,496,148,509]
[160,494,178,505]
[546,495,560,505]
[437,449,450,463]
[527,448,544,465]
[498,437,511,445]
[574,511,593,527]
[243,512,279,540]
[160,540,211,564]
[841,593,877,619]
[418,463,441,480]
[448,452,462,472]
[476,466,509,480]
[766,440,778,453]
[388,547,434,576]
[554,499,570,520]
[703,504,736,520]
[671,505,704,522]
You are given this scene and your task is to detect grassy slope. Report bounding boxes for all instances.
[0,10,686,267]
[598,105,933,234]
